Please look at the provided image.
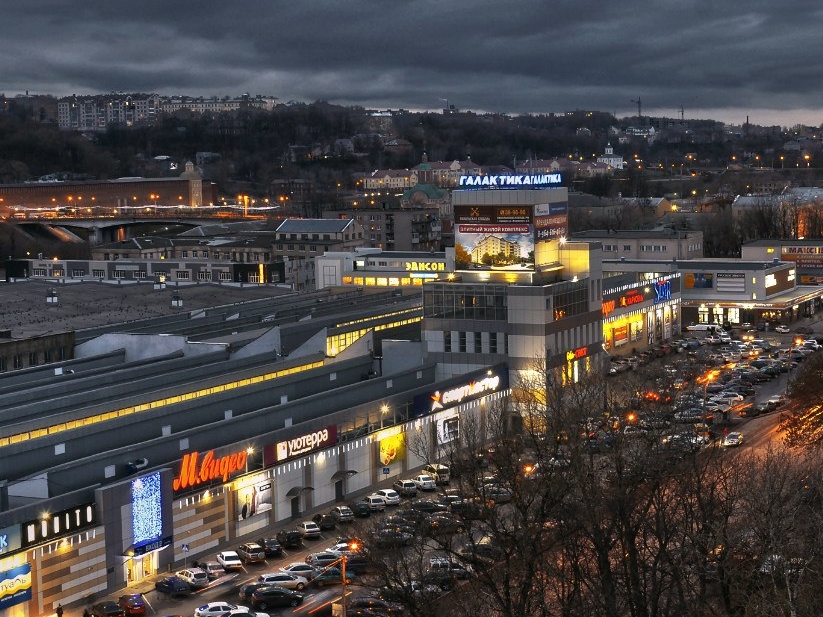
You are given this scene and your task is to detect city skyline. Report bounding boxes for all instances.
[3,1,823,128]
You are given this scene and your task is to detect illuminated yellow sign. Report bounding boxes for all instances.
[405,262,445,272]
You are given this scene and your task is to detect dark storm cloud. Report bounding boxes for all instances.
[4,0,823,124]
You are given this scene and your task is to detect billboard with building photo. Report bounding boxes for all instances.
[454,205,535,270]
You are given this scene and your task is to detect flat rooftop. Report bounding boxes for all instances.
[0,279,295,338]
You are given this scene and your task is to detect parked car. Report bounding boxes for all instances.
[176,567,209,589]
[372,488,401,505]
[330,505,355,523]
[775,325,790,333]
[117,595,146,616]
[392,479,418,497]
[250,586,305,609]
[347,596,404,616]
[154,576,190,596]
[423,463,451,485]
[364,495,387,512]
[237,542,267,564]
[412,474,437,491]
[410,499,448,514]
[199,561,225,580]
[91,602,126,617]
[374,527,414,547]
[276,529,303,548]
[483,485,513,504]
[280,562,318,581]
[256,538,283,558]
[258,571,309,589]
[238,582,269,601]
[217,550,244,570]
[426,512,465,535]
[305,552,340,568]
[297,521,322,539]
[312,513,337,530]
[194,603,248,617]
[313,566,356,586]
[348,501,372,517]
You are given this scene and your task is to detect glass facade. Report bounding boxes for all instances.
[423,284,508,321]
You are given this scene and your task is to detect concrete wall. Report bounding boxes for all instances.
[76,332,226,362]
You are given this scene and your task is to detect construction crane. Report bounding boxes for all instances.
[631,97,642,118]
[679,105,685,121]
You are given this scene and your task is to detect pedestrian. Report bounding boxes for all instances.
[56,604,64,617]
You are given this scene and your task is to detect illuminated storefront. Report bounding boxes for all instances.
[316,249,453,290]
[602,274,681,352]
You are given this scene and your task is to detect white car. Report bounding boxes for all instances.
[194,603,248,617]
[258,572,308,590]
[412,474,437,491]
[364,495,387,511]
[710,392,744,405]
[775,325,790,333]
[280,562,317,580]
[216,550,244,570]
[372,488,401,506]
[297,521,322,539]
[176,567,208,589]
[722,432,744,447]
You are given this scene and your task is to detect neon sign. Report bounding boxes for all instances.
[458,174,563,188]
[430,374,501,412]
[566,347,587,361]
[405,261,445,272]
[276,425,337,462]
[654,280,672,304]
[173,449,247,491]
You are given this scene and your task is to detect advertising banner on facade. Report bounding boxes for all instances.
[377,432,406,466]
[235,481,273,521]
[436,414,460,445]
[266,425,338,465]
[0,564,32,610]
[683,272,714,289]
[454,205,535,270]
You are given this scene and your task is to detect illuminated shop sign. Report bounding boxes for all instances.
[405,261,445,272]
[566,346,588,361]
[275,425,337,462]
[653,280,672,304]
[602,289,646,317]
[173,449,247,491]
[132,536,172,556]
[0,525,21,555]
[458,174,563,188]
[413,365,509,417]
[22,503,96,548]
[0,563,32,610]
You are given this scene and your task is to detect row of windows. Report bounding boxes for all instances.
[275,244,325,252]
[0,347,68,372]
[443,331,506,355]
[104,251,267,261]
[640,245,668,252]
[0,359,324,450]
[423,285,509,321]
[33,269,232,281]
[552,281,590,321]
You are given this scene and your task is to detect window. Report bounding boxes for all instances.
[13,354,22,370]
[44,349,52,363]
[623,245,631,251]
[219,271,231,281]
[52,269,64,277]
[202,250,209,258]
[288,244,295,250]
[310,245,317,252]
[474,332,482,353]
[103,253,110,261]
[93,269,105,278]
[489,332,498,354]
[175,270,190,280]
[33,268,46,277]
[0,357,6,372]
[459,331,467,352]
[133,271,146,279]
[71,269,85,278]
[113,270,126,279]
[444,331,452,352]
[198,271,211,281]
[28,352,38,366]
[191,251,198,258]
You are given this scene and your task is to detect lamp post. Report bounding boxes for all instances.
[380,404,390,429]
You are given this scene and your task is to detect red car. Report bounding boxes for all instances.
[118,595,146,616]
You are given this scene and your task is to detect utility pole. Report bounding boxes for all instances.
[631,97,642,118]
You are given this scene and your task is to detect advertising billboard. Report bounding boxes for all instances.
[235,481,273,521]
[533,202,568,241]
[132,472,162,549]
[378,432,406,466]
[454,205,534,270]
[266,425,338,465]
[0,564,32,610]
[683,272,714,289]
[437,414,460,445]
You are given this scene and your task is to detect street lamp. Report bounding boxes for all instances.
[380,404,390,428]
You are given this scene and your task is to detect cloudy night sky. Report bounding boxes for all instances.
[4,0,823,126]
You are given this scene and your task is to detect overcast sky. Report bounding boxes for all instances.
[4,1,823,127]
